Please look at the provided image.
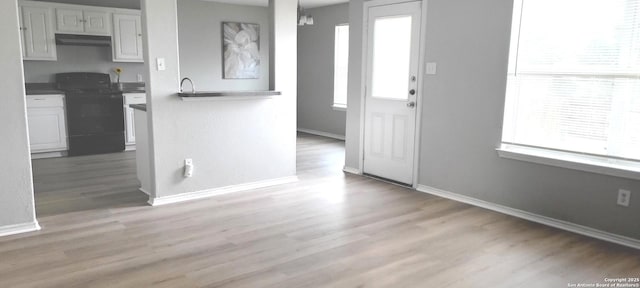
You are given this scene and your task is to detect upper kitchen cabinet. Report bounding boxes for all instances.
[19,4,57,61]
[56,8,111,35]
[112,13,144,62]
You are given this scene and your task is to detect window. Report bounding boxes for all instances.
[333,24,349,110]
[500,0,640,177]
[371,16,412,100]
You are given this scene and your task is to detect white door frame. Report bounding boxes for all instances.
[358,0,428,188]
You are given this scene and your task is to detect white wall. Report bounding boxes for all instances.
[297,3,348,137]
[23,45,145,83]
[0,0,38,232]
[177,0,270,91]
[345,0,640,240]
[142,0,296,201]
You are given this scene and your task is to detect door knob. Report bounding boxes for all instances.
[407,101,416,108]
[409,89,416,95]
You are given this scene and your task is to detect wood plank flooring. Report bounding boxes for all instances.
[0,133,638,287]
[32,151,148,217]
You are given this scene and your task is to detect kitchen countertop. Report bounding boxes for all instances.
[116,82,146,93]
[26,88,65,95]
[25,83,64,95]
[25,82,146,95]
[121,89,146,93]
[178,90,281,97]
[129,104,147,111]
[26,88,145,94]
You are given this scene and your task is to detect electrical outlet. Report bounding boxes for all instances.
[184,159,194,178]
[617,189,631,207]
[137,74,143,82]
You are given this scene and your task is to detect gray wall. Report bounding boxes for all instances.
[142,0,296,200]
[346,0,640,240]
[23,45,146,83]
[345,0,364,169]
[418,0,640,239]
[0,0,37,228]
[297,3,348,137]
[177,0,270,91]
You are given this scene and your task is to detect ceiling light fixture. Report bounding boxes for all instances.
[298,2,314,26]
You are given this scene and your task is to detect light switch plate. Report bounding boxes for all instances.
[156,58,166,71]
[426,62,437,75]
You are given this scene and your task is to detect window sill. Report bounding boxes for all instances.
[332,104,347,112]
[497,144,640,180]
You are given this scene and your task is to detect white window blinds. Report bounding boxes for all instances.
[503,0,640,161]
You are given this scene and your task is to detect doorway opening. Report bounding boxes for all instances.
[20,0,148,217]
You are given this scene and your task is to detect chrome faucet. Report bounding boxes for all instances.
[180,77,196,93]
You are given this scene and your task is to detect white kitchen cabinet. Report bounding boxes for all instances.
[19,5,57,61]
[84,10,111,34]
[56,7,111,35]
[55,8,82,33]
[112,13,143,62]
[124,93,146,148]
[26,95,68,153]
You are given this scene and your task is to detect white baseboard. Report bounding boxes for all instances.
[31,151,66,159]
[148,176,299,206]
[297,128,345,141]
[125,145,136,151]
[139,188,150,195]
[0,221,41,237]
[416,185,640,250]
[343,166,362,175]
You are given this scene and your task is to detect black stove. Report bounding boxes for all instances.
[56,73,125,156]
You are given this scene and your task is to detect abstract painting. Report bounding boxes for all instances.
[222,22,260,79]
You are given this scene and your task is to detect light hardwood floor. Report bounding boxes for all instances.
[1,133,638,287]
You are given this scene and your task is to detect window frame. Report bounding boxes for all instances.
[332,23,349,111]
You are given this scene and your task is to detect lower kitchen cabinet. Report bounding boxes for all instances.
[26,94,68,154]
[26,92,145,155]
[124,93,146,149]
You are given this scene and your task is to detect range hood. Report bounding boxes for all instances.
[55,34,111,46]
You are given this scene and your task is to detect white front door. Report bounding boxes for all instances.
[363,1,422,185]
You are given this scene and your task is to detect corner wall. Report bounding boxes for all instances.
[344,0,364,170]
[297,3,348,137]
[0,0,38,235]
